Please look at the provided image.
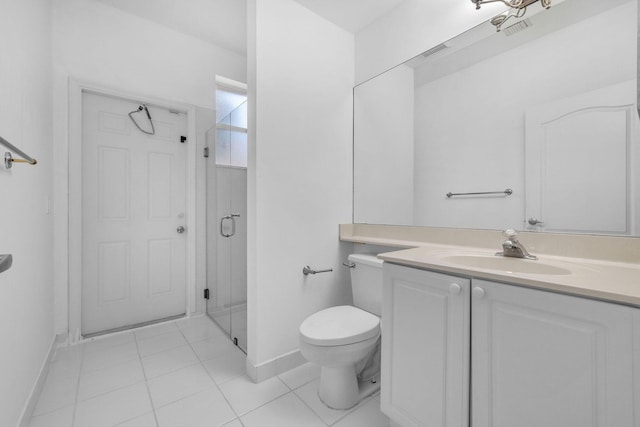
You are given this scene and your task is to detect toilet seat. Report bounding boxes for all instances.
[300,305,380,346]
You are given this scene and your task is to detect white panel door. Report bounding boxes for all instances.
[81,92,188,335]
[472,279,640,427]
[525,80,638,235]
[381,263,470,427]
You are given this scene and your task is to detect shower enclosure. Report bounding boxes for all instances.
[206,93,248,352]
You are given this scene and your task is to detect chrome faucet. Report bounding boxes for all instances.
[496,229,538,260]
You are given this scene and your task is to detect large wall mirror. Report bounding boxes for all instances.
[354,0,640,236]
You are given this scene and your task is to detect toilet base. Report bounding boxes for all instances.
[318,366,381,410]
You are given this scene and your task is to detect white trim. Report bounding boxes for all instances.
[215,76,248,93]
[66,78,198,342]
[245,349,306,383]
[18,334,62,427]
[216,123,248,134]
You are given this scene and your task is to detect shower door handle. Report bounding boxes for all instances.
[220,214,240,238]
[220,215,233,238]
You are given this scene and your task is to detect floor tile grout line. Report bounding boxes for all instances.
[30,344,84,420]
[229,376,294,420]
[133,322,180,343]
[291,380,378,427]
[180,317,245,426]
[134,323,162,427]
[72,339,150,404]
[288,390,331,426]
[135,327,187,357]
[71,341,87,427]
[328,391,382,426]
[145,358,203,382]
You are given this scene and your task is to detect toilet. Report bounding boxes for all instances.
[299,253,383,410]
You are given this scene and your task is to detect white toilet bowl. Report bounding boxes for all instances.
[300,305,380,410]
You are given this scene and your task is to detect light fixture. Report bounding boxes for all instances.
[471,0,551,32]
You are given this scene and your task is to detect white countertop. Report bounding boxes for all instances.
[378,244,640,307]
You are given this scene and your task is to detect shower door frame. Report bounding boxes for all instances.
[205,92,248,353]
[65,79,199,343]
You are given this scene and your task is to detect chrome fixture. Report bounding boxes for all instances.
[471,0,551,32]
[303,266,333,276]
[128,104,155,135]
[1,135,37,168]
[528,218,545,226]
[342,261,356,269]
[496,229,538,260]
[0,254,13,274]
[220,214,240,238]
[446,188,512,198]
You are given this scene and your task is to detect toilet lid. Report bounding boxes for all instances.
[300,306,380,346]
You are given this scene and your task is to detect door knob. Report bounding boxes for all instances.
[177,226,185,234]
[528,218,545,226]
[449,283,461,295]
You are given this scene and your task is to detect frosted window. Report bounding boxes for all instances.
[215,100,247,168]
[230,131,247,168]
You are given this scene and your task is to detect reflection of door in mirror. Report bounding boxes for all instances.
[525,80,638,235]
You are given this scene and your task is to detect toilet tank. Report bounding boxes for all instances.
[348,254,384,316]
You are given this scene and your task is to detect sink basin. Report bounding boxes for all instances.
[440,255,572,276]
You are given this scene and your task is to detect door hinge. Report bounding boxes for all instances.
[204,289,210,300]
[180,135,187,143]
[203,147,209,158]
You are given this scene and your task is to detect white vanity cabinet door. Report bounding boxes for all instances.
[381,263,470,427]
[472,279,640,427]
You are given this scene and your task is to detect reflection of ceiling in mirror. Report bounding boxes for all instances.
[404,0,627,86]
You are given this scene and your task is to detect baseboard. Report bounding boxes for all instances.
[18,333,65,427]
[246,349,306,383]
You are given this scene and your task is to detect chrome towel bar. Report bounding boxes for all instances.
[446,188,512,198]
[1,135,37,168]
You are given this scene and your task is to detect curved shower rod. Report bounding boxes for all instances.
[128,104,156,135]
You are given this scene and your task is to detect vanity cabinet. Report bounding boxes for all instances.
[472,279,639,427]
[381,263,470,427]
[381,264,640,427]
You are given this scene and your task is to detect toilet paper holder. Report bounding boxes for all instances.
[302,266,333,276]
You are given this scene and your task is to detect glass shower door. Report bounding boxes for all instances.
[206,100,247,352]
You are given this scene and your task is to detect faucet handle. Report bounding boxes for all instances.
[503,229,518,240]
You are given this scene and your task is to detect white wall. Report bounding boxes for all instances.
[354,64,415,225]
[355,0,497,84]
[51,0,247,334]
[248,0,354,376]
[0,1,54,425]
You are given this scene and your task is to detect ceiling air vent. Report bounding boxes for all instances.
[503,18,532,36]
[421,43,448,58]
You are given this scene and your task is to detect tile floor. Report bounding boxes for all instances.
[29,315,391,427]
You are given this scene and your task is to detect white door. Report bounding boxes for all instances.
[81,92,188,336]
[525,80,638,235]
[381,263,470,427]
[472,279,640,427]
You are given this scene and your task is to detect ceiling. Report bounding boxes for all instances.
[95,0,247,54]
[94,0,404,56]
[292,0,405,33]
